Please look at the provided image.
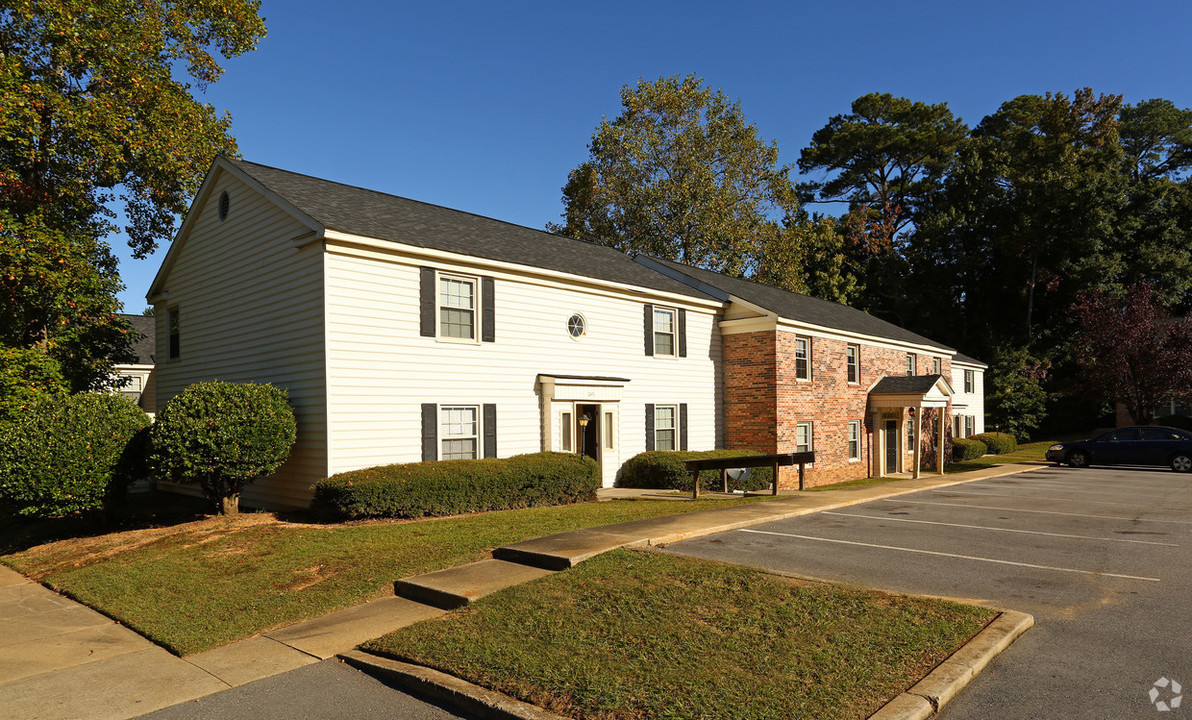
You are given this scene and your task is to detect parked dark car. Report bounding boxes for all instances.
[1046,426,1192,472]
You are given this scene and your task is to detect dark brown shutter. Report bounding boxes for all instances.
[643,304,654,356]
[680,403,688,451]
[678,309,687,358]
[483,404,497,458]
[481,277,495,342]
[421,404,437,461]
[419,267,436,337]
[645,404,655,451]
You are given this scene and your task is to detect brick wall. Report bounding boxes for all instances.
[723,330,953,489]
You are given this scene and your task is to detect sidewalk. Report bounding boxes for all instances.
[0,463,1040,719]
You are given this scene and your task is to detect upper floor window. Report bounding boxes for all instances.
[653,308,676,357]
[846,344,859,384]
[848,420,861,460]
[795,336,811,380]
[167,307,181,359]
[654,404,677,451]
[932,357,941,375]
[796,421,813,453]
[906,353,916,376]
[964,369,975,393]
[438,275,478,340]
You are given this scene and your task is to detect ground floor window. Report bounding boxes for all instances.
[655,404,677,451]
[964,415,975,437]
[441,405,479,460]
[907,419,915,450]
[848,420,860,460]
[796,421,813,453]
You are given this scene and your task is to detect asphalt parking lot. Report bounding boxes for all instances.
[667,465,1192,719]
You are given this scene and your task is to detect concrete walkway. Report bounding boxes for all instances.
[0,463,1041,719]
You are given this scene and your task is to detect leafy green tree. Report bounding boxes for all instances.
[552,74,798,276]
[1069,282,1192,425]
[985,346,1051,441]
[150,381,297,514]
[0,0,266,388]
[752,214,860,305]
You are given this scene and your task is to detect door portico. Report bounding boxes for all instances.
[868,374,953,478]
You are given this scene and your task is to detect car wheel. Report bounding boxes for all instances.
[1068,450,1090,469]
[1172,453,1192,473]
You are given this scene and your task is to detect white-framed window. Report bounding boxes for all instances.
[440,405,479,460]
[907,418,916,450]
[655,404,677,451]
[560,412,573,452]
[795,336,811,381]
[653,307,676,357]
[795,421,813,453]
[964,369,975,393]
[964,415,975,437]
[932,357,941,375]
[953,415,963,438]
[906,353,915,376]
[605,411,615,449]
[846,344,859,384]
[438,274,477,341]
[567,313,586,339]
[167,307,181,359]
[848,420,861,461]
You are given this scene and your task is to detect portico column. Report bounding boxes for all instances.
[912,404,922,480]
[937,409,946,475]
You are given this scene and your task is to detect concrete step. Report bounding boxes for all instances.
[394,559,555,609]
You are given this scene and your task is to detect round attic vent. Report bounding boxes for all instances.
[218,191,230,221]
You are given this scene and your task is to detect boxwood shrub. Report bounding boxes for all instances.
[619,450,773,492]
[951,437,988,461]
[313,452,599,519]
[969,432,1017,454]
[0,393,150,518]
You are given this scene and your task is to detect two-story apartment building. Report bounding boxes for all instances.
[148,158,983,509]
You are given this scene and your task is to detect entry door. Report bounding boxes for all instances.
[884,420,899,474]
[576,404,601,463]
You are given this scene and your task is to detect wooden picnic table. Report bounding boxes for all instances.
[683,452,816,499]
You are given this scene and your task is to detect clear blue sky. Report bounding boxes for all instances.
[113,0,1192,311]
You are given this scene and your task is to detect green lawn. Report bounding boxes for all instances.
[945,439,1058,473]
[365,549,995,720]
[1,496,776,655]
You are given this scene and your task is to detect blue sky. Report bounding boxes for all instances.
[113,0,1192,311]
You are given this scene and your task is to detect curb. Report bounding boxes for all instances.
[339,650,568,720]
[868,609,1035,719]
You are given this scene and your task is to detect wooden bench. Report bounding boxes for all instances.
[683,452,816,499]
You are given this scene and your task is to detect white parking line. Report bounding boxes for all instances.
[821,511,1179,546]
[738,528,1162,582]
[881,498,1192,525]
[979,481,1175,498]
[931,488,1192,511]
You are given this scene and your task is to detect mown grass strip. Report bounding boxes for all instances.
[365,549,995,720]
[1,497,775,655]
[945,439,1057,474]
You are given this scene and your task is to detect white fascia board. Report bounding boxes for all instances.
[320,230,725,312]
[952,359,989,369]
[147,157,324,302]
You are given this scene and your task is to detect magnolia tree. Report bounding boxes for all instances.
[1070,282,1192,424]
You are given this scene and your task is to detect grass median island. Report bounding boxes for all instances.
[1,496,777,656]
[364,549,995,720]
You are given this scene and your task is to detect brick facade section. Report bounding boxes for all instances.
[724,330,953,489]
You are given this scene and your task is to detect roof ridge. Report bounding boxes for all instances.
[646,254,863,313]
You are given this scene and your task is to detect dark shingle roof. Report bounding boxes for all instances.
[119,313,156,365]
[870,374,945,394]
[227,159,709,300]
[951,351,987,367]
[638,256,953,351]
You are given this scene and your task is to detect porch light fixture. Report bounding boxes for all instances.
[578,414,591,457]
[908,407,916,417]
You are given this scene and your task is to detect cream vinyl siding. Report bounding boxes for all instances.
[153,171,326,509]
[323,248,721,486]
[951,364,986,436]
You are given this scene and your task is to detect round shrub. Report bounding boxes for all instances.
[150,381,297,514]
[969,432,1017,454]
[0,393,149,518]
[620,450,773,492]
[951,437,988,461]
[313,452,599,519]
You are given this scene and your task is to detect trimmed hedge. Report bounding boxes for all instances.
[313,452,600,519]
[1157,415,1192,432]
[951,438,988,461]
[150,381,297,514]
[969,432,1017,454]
[620,450,773,492]
[0,393,149,518]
